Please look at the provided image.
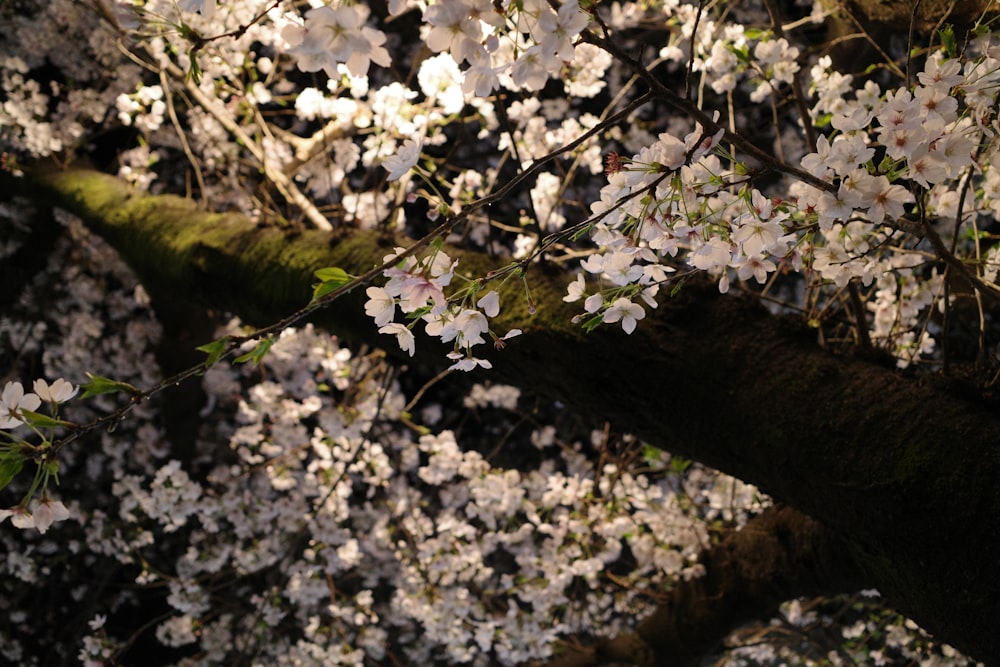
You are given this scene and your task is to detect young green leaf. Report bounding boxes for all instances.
[80,373,139,399]
[234,338,274,365]
[670,277,686,297]
[0,453,24,491]
[939,24,956,58]
[19,410,73,430]
[312,267,353,301]
[196,336,230,367]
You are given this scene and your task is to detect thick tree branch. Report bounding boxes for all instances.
[540,505,867,666]
[24,165,1000,663]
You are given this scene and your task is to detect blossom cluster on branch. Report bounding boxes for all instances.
[2,207,976,665]
[2,0,999,663]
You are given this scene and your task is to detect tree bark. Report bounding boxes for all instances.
[23,165,1000,663]
[541,505,867,666]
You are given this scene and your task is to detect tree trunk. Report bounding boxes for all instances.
[542,505,867,666]
[23,165,1000,663]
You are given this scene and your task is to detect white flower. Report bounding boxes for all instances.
[1,381,41,429]
[564,273,586,303]
[178,0,216,18]
[379,323,416,356]
[285,5,391,78]
[0,506,34,530]
[365,286,396,327]
[446,352,492,371]
[476,291,500,318]
[382,138,423,181]
[442,309,489,347]
[689,237,733,271]
[33,378,78,404]
[603,297,645,334]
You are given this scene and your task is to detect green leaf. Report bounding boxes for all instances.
[670,278,686,297]
[670,456,693,474]
[312,267,353,301]
[939,24,956,58]
[187,51,202,84]
[196,336,230,367]
[0,454,23,491]
[80,373,139,399]
[641,444,662,464]
[570,223,594,242]
[581,314,605,333]
[314,267,351,283]
[814,113,833,129]
[234,338,274,365]
[19,410,73,430]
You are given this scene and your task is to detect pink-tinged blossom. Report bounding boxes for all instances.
[935,131,976,175]
[30,496,71,534]
[440,309,489,347]
[652,132,687,171]
[857,175,914,225]
[423,0,483,64]
[800,135,832,179]
[382,250,454,316]
[879,127,927,161]
[365,286,396,327]
[537,0,590,62]
[0,505,34,530]
[735,255,776,284]
[914,85,958,125]
[284,5,391,78]
[918,53,963,90]
[1,381,41,429]
[395,275,447,313]
[684,116,725,163]
[817,181,863,230]
[906,147,948,189]
[827,134,875,176]
[733,214,783,257]
[602,251,644,286]
[831,105,874,132]
[463,52,501,96]
[602,297,644,334]
[689,237,733,271]
[875,89,921,133]
[511,46,551,91]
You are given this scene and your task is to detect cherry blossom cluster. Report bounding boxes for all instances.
[660,19,803,102]
[561,36,1000,367]
[0,378,78,533]
[1,207,965,663]
[366,247,521,369]
[4,0,1000,663]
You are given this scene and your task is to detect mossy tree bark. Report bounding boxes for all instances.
[23,166,1000,663]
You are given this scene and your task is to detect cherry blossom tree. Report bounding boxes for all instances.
[2,0,1000,665]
